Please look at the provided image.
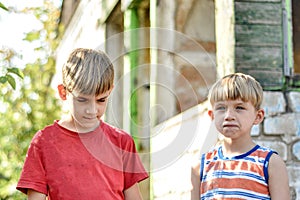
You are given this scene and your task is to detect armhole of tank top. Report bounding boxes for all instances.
[263,150,278,184]
[200,154,205,182]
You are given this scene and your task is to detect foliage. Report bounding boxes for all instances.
[0,2,23,89]
[0,2,8,11]
[0,1,62,199]
[0,48,24,89]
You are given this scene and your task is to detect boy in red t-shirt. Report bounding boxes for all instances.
[17,48,148,200]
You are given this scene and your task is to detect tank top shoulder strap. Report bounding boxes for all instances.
[263,148,278,184]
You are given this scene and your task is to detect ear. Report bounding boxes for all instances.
[208,109,214,120]
[57,84,67,100]
[253,109,264,125]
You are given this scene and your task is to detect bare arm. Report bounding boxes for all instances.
[124,183,143,200]
[191,161,200,200]
[27,189,46,200]
[268,154,290,200]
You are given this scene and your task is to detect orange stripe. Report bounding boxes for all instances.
[204,160,264,177]
[250,149,269,157]
[201,177,269,195]
[206,151,215,159]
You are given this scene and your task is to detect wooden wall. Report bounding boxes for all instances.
[234,0,284,89]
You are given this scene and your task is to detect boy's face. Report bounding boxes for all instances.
[66,89,112,133]
[208,98,264,140]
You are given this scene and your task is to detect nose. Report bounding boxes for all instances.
[224,108,235,121]
[85,102,97,114]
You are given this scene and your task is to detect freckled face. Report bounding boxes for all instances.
[66,90,111,132]
[209,99,263,140]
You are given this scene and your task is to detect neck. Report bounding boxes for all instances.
[221,137,256,157]
[58,116,100,133]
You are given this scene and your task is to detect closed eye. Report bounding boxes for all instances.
[97,98,107,103]
[77,98,88,103]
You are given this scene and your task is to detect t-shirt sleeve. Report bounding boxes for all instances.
[16,131,48,195]
[122,135,149,190]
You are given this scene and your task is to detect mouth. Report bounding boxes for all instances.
[83,116,97,120]
[223,124,238,128]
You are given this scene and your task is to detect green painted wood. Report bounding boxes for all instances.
[235,2,281,25]
[235,46,284,88]
[235,24,282,46]
[235,46,282,69]
[234,0,285,89]
[236,0,280,2]
[235,68,283,89]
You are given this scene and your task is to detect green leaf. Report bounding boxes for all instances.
[6,74,16,89]
[7,68,24,79]
[0,2,9,11]
[0,76,7,84]
[24,31,40,42]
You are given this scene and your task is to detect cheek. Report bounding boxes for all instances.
[213,113,223,122]
[97,104,107,113]
[213,117,223,128]
[68,101,84,115]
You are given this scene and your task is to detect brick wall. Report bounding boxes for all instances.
[258,91,300,199]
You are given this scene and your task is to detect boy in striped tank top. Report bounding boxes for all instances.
[191,73,290,200]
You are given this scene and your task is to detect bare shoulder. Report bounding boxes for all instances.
[268,153,290,200]
[191,159,200,176]
[190,158,201,200]
[269,153,287,171]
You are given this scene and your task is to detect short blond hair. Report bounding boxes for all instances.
[62,48,114,95]
[208,73,263,109]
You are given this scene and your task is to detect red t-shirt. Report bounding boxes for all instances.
[17,120,148,200]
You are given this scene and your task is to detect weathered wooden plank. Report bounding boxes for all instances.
[235,46,282,69]
[235,0,281,2]
[234,0,285,89]
[235,24,282,46]
[235,69,284,88]
[235,2,282,25]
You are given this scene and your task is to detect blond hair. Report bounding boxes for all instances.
[62,48,114,95]
[208,73,263,109]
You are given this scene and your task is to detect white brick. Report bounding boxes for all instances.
[251,124,260,136]
[262,91,286,117]
[264,113,300,136]
[287,91,300,113]
[292,141,300,161]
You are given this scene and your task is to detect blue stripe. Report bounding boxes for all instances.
[202,189,271,200]
[202,170,266,183]
[200,154,205,182]
[264,150,277,184]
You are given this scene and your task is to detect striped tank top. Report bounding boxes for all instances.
[200,145,276,200]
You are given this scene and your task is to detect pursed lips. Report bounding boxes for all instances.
[223,123,239,128]
[83,116,97,120]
